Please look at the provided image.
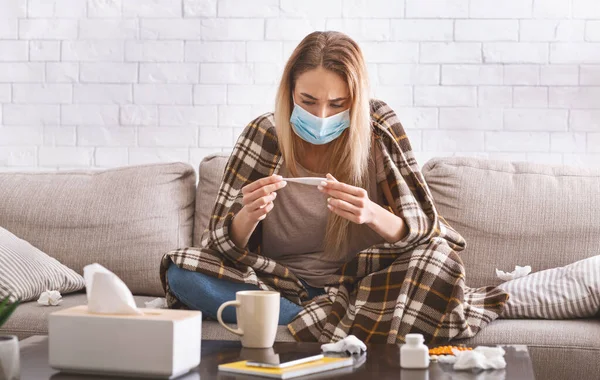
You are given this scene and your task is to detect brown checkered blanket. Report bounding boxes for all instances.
[159,99,508,343]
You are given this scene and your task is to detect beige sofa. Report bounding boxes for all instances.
[1,155,599,380]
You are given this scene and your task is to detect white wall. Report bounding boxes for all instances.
[1,0,599,172]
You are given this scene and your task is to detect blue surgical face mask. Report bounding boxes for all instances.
[289,102,350,145]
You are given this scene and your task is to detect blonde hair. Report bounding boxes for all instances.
[274,31,372,260]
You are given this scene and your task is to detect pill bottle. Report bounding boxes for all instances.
[400,333,430,369]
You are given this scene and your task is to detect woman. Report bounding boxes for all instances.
[160,31,508,343]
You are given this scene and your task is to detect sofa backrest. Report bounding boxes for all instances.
[0,162,196,296]
[422,157,600,288]
[194,154,229,246]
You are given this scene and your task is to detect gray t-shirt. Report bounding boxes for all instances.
[261,143,388,288]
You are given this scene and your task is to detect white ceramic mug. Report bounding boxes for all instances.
[216,290,280,348]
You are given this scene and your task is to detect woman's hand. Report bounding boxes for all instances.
[230,174,286,249]
[317,173,376,225]
[317,173,409,243]
[240,174,287,223]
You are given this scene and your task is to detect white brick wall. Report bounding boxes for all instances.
[1,0,600,171]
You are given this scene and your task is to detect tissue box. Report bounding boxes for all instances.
[48,305,202,379]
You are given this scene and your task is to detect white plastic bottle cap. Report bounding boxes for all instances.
[405,333,425,345]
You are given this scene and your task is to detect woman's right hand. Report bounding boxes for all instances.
[230,174,287,249]
[239,174,287,224]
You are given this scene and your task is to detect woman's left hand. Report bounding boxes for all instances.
[317,173,375,225]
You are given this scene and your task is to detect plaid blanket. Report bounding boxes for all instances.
[159,99,508,344]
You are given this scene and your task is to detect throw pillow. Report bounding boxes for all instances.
[0,227,85,303]
[498,255,600,319]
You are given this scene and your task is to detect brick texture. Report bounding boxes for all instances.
[0,0,599,170]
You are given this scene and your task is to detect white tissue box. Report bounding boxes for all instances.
[48,305,202,379]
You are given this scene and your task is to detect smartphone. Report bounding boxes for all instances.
[245,351,325,369]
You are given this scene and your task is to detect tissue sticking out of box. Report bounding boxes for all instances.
[495,265,531,282]
[83,263,143,315]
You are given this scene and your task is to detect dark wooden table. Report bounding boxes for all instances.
[19,336,535,379]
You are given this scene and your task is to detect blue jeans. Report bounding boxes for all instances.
[166,264,325,325]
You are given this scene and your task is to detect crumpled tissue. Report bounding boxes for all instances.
[37,290,62,306]
[496,265,531,282]
[321,335,367,355]
[83,263,143,315]
[434,346,506,370]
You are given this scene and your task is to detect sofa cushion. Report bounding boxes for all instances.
[0,293,157,340]
[498,255,600,319]
[0,227,85,303]
[422,157,600,288]
[0,163,196,296]
[194,154,229,246]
